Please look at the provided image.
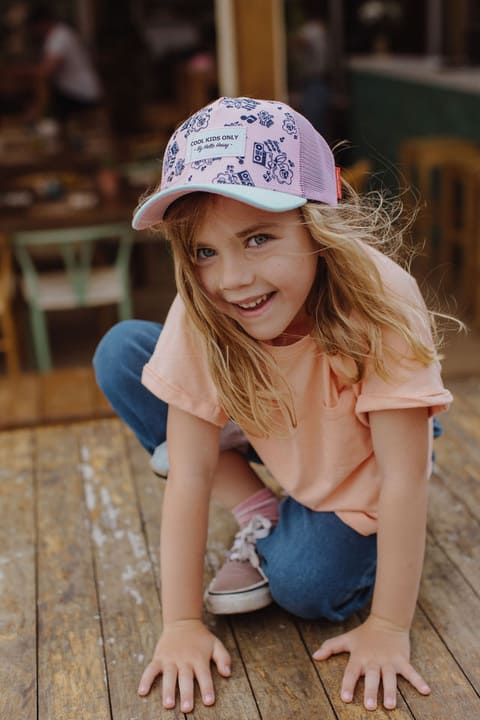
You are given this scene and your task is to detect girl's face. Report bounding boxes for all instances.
[193,197,318,345]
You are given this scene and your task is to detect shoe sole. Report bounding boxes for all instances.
[205,585,273,615]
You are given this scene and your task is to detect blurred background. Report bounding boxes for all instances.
[0,0,479,424]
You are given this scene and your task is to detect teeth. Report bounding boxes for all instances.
[238,294,268,309]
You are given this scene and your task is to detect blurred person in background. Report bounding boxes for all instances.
[291,0,331,137]
[22,4,103,123]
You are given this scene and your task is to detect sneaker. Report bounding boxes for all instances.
[150,442,169,477]
[205,515,273,615]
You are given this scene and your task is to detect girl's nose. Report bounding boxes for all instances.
[219,254,255,290]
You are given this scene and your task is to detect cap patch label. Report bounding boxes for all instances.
[186,127,247,162]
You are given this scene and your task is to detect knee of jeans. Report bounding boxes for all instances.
[93,320,138,394]
[265,557,373,622]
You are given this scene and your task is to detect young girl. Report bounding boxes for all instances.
[93,96,452,713]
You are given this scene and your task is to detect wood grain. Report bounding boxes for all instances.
[0,430,36,720]
[36,424,111,720]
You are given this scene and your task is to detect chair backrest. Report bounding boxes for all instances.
[13,222,134,310]
[400,137,480,321]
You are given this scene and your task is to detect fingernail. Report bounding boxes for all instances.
[138,685,147,695]
[341,691,352,702]
[366,699,376,709]
[164,696,174,707]
[182,701,192,711]
[204,693,214,704]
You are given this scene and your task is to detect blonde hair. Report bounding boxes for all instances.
[156,184,444,436]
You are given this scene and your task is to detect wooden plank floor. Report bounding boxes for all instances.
[0,367,114,430]
[1,377,479,720]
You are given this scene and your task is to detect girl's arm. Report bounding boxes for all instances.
[314,406,432,711]
[138,405,231,712]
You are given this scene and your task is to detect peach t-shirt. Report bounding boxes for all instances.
[142,247,452,535]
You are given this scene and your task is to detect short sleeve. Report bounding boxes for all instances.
[355,272,453,422]
[141,295,228,427]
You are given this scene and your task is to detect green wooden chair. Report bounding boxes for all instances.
[13,222,134,372]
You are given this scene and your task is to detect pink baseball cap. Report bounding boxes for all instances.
[132,96,339,230]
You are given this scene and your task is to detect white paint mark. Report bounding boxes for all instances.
[78,462,94,481]
[125,586,143,605]
[127,530,146,559]
[84,483,96,510]
[81,446,91,462]
[100,487,119,529]
[122,565,136,582]
[92,524,107,548]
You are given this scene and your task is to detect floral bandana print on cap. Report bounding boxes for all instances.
[132,96,338,229]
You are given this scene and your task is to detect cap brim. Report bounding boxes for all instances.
[131,183,307,230]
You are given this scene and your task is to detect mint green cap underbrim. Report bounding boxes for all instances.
[132,183,307,230]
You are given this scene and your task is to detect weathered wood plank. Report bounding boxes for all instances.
[0,368,114,431]
[427,473,480,597]
[434,399,480,523]
[39,368,99,422]
[231,605,338,719]
[36,424,111,720]
[0,374,40,429]
[124,426,261,719]
[419,535,480,694]
[0,429,36,720]
[400,607,480,719]
[77,419,179,720]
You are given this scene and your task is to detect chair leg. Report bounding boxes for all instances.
[0,309,20,374]
[118,281,133,321]
[29,305,52,371]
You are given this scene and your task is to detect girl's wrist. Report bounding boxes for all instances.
[162,617,205,631]
[367,611,411,634]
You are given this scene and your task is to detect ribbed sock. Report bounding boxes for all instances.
[232,487,280,528]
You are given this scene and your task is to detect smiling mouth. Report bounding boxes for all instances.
[234,293,274,310]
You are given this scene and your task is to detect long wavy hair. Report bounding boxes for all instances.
[152,183,445,436]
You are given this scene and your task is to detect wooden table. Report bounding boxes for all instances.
[0,189,141,235]
[1,376,479,719]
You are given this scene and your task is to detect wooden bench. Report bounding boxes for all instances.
[1,376,479,719]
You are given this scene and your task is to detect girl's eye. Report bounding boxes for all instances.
[196,247,216,261]
[247,234,270,248]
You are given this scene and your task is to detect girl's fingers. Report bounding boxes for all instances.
[212,640,232,677]
[399,662,431,696]
[340,660,361,704]
[195,667,216,706]
[363,666,381,710]
[313,634,349,660]
[161,666,178,709]
[178,666,195,714]
[382,666,398,710]
[138,661,162,696]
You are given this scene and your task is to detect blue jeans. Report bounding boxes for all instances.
[93,319,440,621]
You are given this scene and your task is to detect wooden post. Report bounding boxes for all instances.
[215,0,287,100]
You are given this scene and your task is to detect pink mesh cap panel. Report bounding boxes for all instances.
[294,110,338,205]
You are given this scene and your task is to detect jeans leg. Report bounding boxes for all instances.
[257,497,377,621]
[93,319,167,454]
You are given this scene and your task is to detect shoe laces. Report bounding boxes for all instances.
[228,515,272,568]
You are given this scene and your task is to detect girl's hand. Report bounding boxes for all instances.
[313,615,431,711]
[138,619,232,712]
